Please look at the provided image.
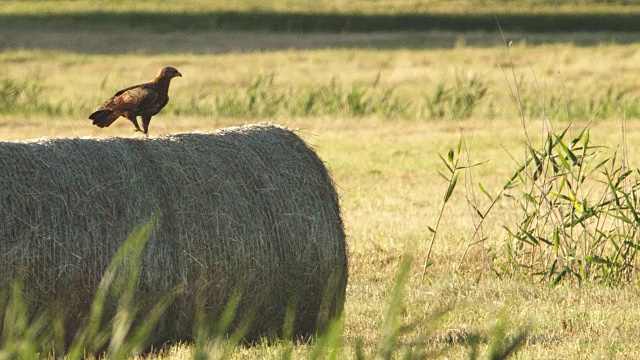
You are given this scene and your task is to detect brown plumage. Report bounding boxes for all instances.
[89,67,182,134]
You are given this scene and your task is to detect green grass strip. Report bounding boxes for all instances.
[3,11,640,33]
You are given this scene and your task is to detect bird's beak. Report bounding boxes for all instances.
[176,71,182,77]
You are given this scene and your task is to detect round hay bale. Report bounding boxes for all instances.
[0,124,347,349]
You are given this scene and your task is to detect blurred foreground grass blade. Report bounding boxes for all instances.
[1,216,167,360]
[353,337,365,360]
[214,291,243,339]
[487,309,528,360]
[108,220,156,358]
[309,316,344,360]
[68,216,156,359]
[111,286,182,359]
[193,290,242,360]
[0,282,49,360]
[278,303,296,360]
[194,287,259,360]
[375,256,411,360]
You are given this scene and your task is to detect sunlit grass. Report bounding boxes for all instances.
[2,28,640,358]
[1,42,639,124]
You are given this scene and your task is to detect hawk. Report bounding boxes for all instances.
[89,67,182,134]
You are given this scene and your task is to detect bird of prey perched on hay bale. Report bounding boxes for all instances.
[89,66,182,135]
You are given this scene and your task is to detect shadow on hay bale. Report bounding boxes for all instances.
[0,124,347,350]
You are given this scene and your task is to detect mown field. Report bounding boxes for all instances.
[2,1,640,359]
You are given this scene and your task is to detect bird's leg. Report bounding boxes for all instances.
[126,113,143,132]
[141,115,152,136]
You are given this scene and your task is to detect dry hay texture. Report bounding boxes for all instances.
[0,123,347,348]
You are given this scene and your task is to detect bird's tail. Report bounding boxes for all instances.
[89,109,120,128]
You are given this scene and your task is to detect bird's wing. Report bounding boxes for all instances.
[102,84,159,113]
[147,96,169,115]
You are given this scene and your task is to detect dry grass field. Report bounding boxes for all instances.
[2,1,640,359]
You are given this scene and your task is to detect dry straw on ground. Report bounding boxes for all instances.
[0,123,347,347]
